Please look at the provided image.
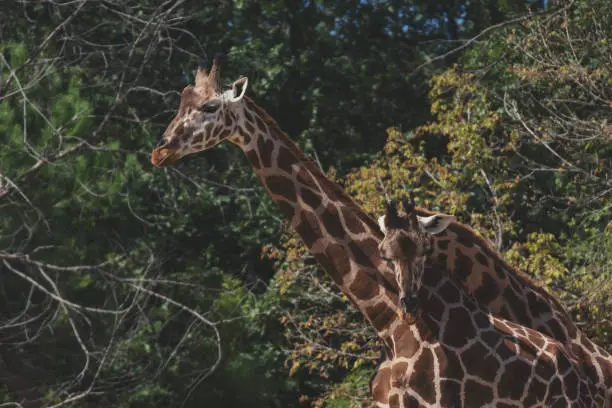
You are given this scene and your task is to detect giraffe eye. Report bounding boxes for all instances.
[199,100,221,113]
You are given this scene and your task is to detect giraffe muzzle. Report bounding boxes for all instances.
[151,146,180,168]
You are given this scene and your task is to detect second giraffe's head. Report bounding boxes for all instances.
[151,56,248,167]
[378,198,455,314]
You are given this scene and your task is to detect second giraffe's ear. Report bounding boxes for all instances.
[230,77,248,102]
[417,214,455,235]
[377,215,387,234]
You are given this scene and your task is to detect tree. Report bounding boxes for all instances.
[274,0,611,405]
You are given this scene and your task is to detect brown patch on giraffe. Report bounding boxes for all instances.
[388,394,400,407]
[526,291,552,319]
[224,112,232,127]
[498,359,532,398]
[359,238,380,264]
[480,330,501,350]
[548,377,563,400]
[300,187,322,210]
[255,115,267,133]
[411,351,436,404]
[174,122,185,137]
[436,345,464,379]
[356,211,383,236]
[474,251,489,266]
[423,292,445,322]
[473,272,501,306]
[394,325,420,359]
[437,280,461,304]
[321,205,346,239]
[348,263,379,300]
[464,380,493,406]
[502,287,531,326]
[245,149,261,170]
[276,200,295,219]
[390,361,408,386]
[318,243,348,286]
[535,353,555,379]
[494,263,507,279]
[515,336,538,362]
[461,341,501,382]
[244,121,255,134]
[596,355,612,383]
[204,122,214,137]
[402,394,420,408]
[219,128,232,141]
[213,124,223,136]
[257,136,275,167]
[243,107,254,123]
[435,239,450,250]
[523,378,546,406]
[348,240,376,269]
[525,331,545,349]
[440,379,461,407]
[499,305,514,321]
[496,337,519,360]
[339,206,366,234]
[370,366,391,404]
[507,273,525,295]
[545,317,568,343]
[415,319,436,343]
[364,301,395,330]
[453,249,473,283]
[277,146,295,175]
[450,226,475,248]
[193,131,205,145]
[472,311,490,330]
[296,168,316,189]
[435,253,448,267]
[556,352,572,374]
[580,335,596,354]
[443,306,475,348]
[564,370,579,400]
[295,210,322,248]
[265,175,296,201]
[237,127,250,145]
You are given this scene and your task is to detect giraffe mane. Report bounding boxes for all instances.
[243,96,384,237]
[414,206,573,313]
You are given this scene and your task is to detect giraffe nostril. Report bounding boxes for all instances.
[155,138,167,148]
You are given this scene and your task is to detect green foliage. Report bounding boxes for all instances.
[1,1,609,407]
[276,0,611,403]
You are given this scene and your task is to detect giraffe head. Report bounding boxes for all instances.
[378,198,455,313]
[151,56,249,167]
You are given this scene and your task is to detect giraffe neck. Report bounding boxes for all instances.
[231,97,399,336]
[371,261,601,407]
[417,208,612,400]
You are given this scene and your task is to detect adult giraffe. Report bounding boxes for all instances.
[371,198,598,407]
[150,56,611,404]
[152,56,402,343]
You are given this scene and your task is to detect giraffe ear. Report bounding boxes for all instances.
[377,215,387,234]
[417,214,455,235]
[230,77,248,102]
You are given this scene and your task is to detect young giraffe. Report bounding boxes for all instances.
[372,198,598,407]
[412,206,612,403]
[150,57,610,404]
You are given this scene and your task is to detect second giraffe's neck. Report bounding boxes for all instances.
[419,208,612,399]
[232,98,399,336]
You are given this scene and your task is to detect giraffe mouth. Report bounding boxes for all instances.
[151,147,180,168]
